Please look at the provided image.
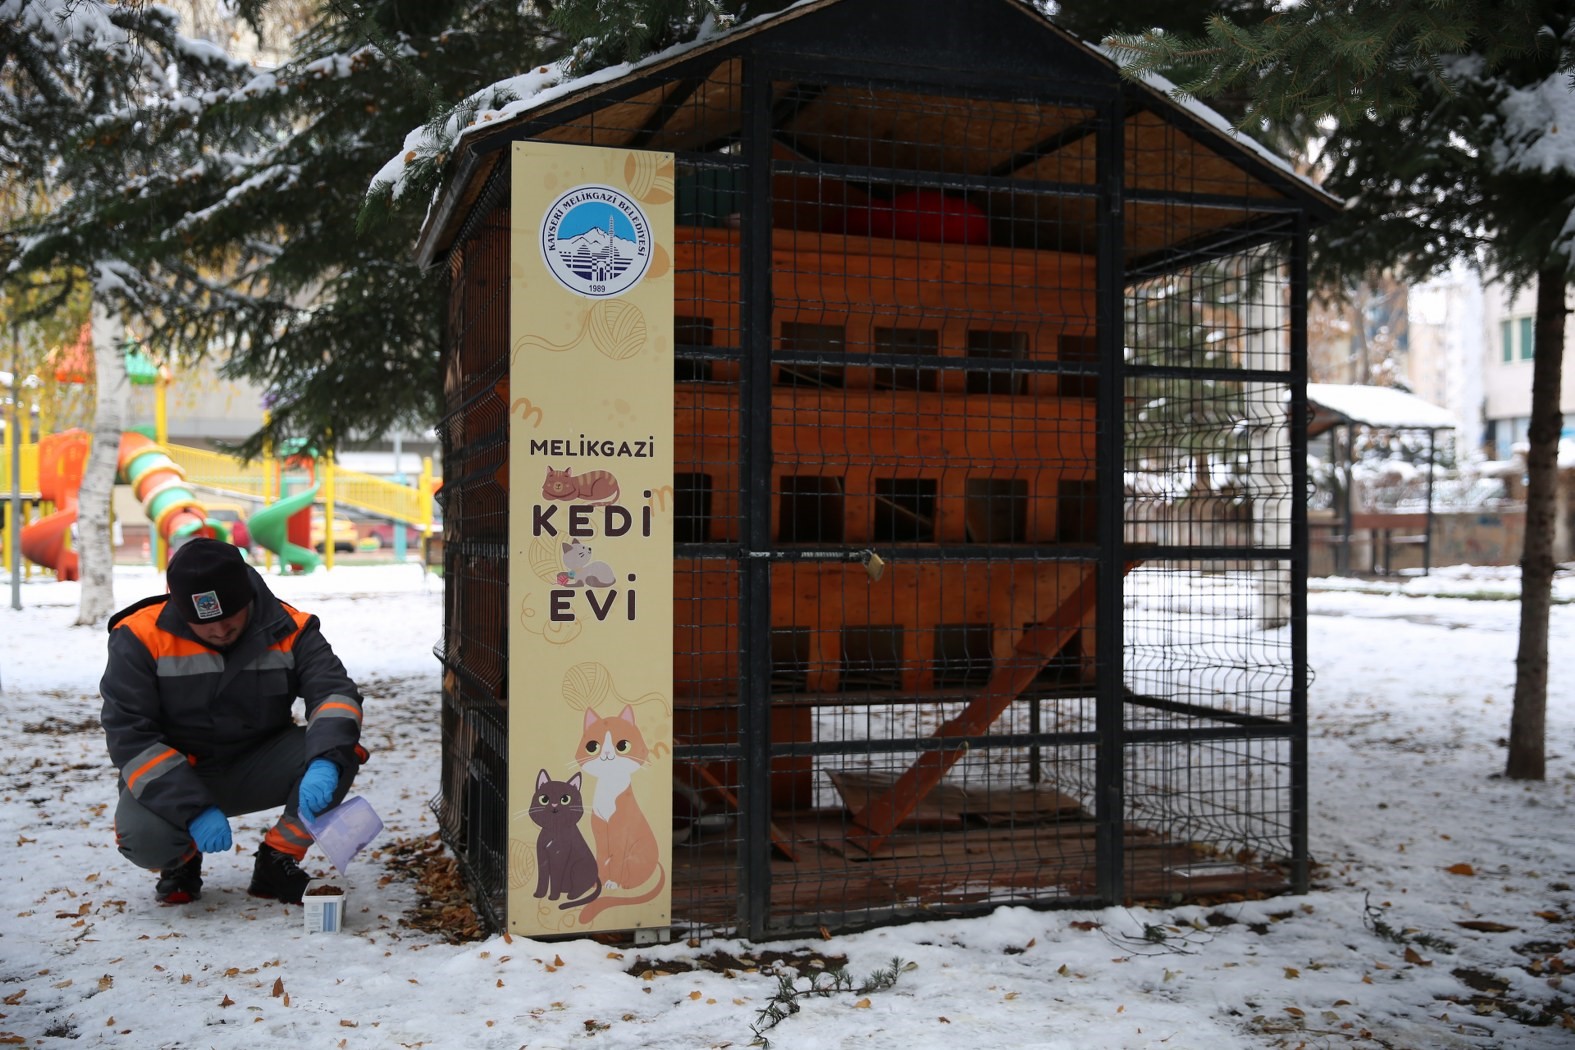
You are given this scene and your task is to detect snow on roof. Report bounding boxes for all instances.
[1307,383,1456,431]
[386,0,1338,251]
[1088,43,1331,202]
[369,2,799,205]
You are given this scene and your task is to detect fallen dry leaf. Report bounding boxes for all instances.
[1445,863,1476,877]
[1455,920,1519,933]
[1403,947,1432,967]
[3,991,25,1007]
[854,998,872,1009]
[1285,1006,1306,1018]
[271,977,284,998]
[220,995,234,1008]
[1284,967,1300,979]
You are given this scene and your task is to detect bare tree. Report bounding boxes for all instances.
[74,290,128,626]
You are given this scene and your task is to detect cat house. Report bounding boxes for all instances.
[417,0,1335,940]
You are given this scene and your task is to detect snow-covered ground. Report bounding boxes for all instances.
[2,561,1573,1048]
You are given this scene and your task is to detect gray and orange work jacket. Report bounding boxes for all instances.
[99,565,363,830]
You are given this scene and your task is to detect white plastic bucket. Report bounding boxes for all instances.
[302,795,383,873]
[302,879,346,933]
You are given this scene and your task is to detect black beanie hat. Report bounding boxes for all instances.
[167,538,253,623]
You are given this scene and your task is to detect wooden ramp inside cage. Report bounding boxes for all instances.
[842,562,1137,856]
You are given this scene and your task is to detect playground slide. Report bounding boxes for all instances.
[245,483,323,574]
[20,429,225,581]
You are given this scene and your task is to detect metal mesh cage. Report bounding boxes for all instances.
[435,9,1311,941]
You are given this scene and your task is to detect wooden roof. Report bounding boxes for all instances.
[415,0,1339,270]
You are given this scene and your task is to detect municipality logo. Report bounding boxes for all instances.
[541,184,653,298]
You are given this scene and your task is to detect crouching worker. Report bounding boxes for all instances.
[100,538,365,906]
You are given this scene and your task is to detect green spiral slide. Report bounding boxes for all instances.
[245,482,323,573]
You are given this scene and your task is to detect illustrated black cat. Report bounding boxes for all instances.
[529,769,602,909]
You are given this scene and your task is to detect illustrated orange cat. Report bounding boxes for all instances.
[542,466,620,505]
[571,705,665,923]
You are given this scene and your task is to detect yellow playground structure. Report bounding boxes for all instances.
[1,423,439,577]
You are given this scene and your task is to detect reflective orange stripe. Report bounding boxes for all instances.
[119,605,216,659]
[264,825,309,859]
[126,747,179,791]
[316,701,361,718]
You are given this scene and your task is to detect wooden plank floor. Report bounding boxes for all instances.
[669,807,1291,934]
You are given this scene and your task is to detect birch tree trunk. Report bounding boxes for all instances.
[1505,266,1569,781]
[74,293,128,626]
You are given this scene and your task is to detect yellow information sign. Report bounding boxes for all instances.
[508,142,675,936]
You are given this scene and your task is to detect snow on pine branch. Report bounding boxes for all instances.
[364,12,744,213]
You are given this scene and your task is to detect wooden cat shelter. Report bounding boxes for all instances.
[419,0,1334,940]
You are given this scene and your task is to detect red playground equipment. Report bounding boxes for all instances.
[20,429,223,580]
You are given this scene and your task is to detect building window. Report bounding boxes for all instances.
[674,472,712,543]
[1490,416,1531,460]
[771,627,810,693]
[840,625,904,691]
[963,477,1027,542]
[932,623,994,687]
[965,330,1027,395]
[777,322,845,388]
[778,475,844,542]
[871,326,940,391]
[674,316,714,382]
[1501,316,1535,362]
[873,477,937,542]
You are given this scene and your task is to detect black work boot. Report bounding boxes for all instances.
[248,843,312,904]
[155,852,203,904]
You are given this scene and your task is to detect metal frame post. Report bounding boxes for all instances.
[1289,214,1311,893]
[1093,95,1126,904]
[738,54,777,939]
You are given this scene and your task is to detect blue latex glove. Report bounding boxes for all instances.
[188,806,232,853]
[298,758,340,823]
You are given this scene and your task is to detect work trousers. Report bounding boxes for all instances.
[112,727,354,870]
